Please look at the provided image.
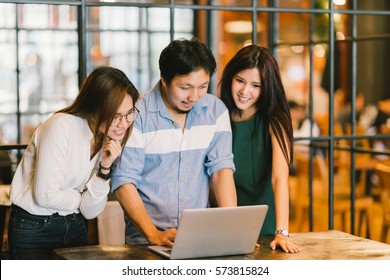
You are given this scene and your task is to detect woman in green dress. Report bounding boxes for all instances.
[219,45,300,253]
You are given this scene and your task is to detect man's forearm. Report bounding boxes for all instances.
[114,183,159,241]
[210,168,237,207]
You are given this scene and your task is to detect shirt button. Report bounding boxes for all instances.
[180,197,185,202]
[180,177,186,182]
[180,157,185,163]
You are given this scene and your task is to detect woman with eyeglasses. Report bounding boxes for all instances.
[219,45,301,253]
[8,66,139,259]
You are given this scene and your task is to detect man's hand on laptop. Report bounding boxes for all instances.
[147,228,177,247]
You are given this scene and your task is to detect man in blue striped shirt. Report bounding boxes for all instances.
[112,38,237,246]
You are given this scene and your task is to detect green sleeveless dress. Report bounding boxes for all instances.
[232,114,275,236]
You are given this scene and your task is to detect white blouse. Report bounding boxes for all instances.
[10,113,109,219]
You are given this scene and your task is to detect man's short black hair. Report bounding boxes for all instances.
[159,37,216,85]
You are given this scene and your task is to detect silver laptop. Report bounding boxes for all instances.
[148,205,268,259]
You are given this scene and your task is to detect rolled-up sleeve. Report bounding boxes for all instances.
[111,124,145,192]
[204,109,235,176]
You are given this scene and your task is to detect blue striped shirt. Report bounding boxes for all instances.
[111,82,235,244]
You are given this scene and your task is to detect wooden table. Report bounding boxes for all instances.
[53,230,390,260]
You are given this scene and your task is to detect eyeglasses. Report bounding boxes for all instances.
[111,107,139,127]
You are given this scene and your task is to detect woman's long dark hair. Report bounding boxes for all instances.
[219,45,293,165]
[58,66,140,155]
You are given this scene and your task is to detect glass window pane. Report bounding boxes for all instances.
[19,4,77,29]
[87,31,140,84]
[335,0,390,10]
[148,8,170,31]
[217,0,254,7]
[312,43,329,135]
[277,0,313,9]
[316,0,330,9]
[213,10,253,70]
[149,33,171,87]
[315,13,330,41]
[88,0,258,6]
[334,0,348,9]
[357,40,389,105]
[0,3,16,28]
[174,9,193,32]
[193,0,252,7]
[278,45,308,104]
[87,6,141,29]
[279,13,310,44]
[0,115,17,145]
[86,30,171,93]
[37,0,79,1]
[0,30,17,114]
[334,13,351,39]
[18,30,79,114]
[88,0,170,3]
[357,15,390,37]
[255,12,269,46]
[176,0,207,4]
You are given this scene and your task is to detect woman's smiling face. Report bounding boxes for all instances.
[99,94,134,141]
[231,67,262,115]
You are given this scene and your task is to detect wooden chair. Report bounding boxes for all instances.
[314,115,329,136]
[293,152,324,231]
[375,163,390,243]
[334,122,373,198]
[294,152,373,237]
